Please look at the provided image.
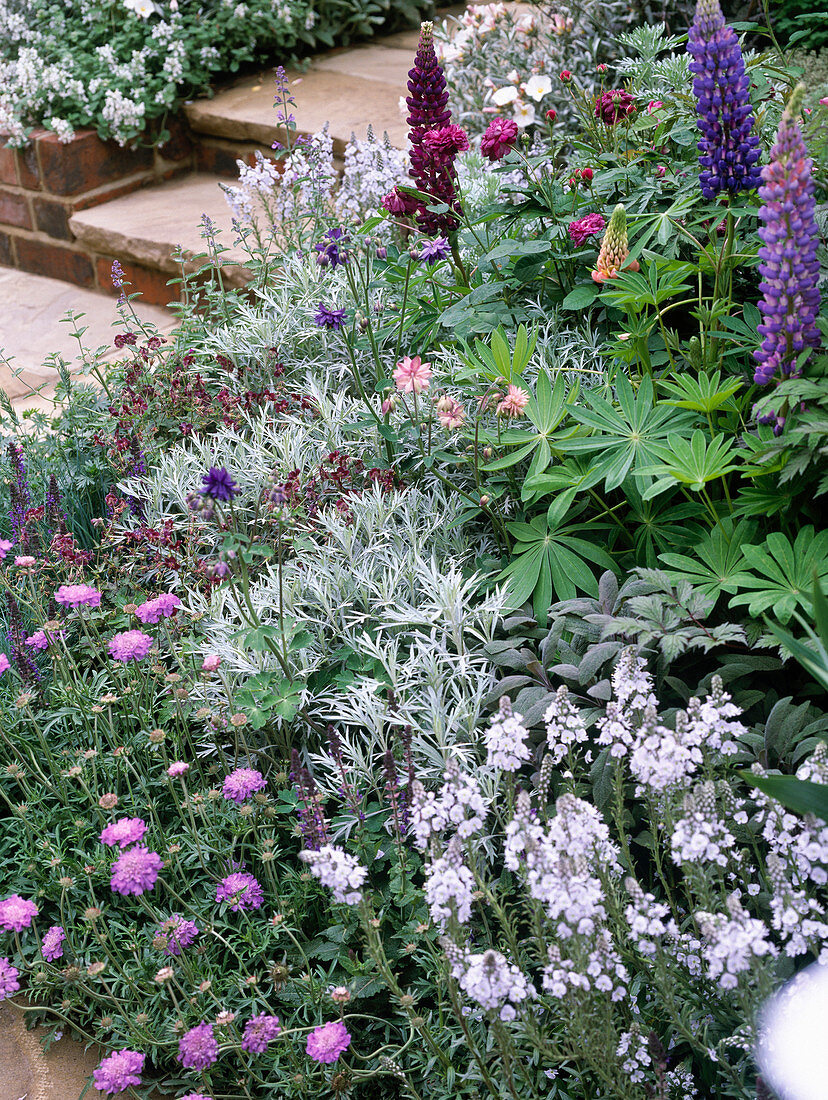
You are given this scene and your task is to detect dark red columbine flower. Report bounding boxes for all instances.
[594,89,636,125]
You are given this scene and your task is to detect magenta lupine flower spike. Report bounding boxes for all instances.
[402,21,464,236]
[687,0,761,199]
[753,85,822,389]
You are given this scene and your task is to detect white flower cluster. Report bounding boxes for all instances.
[670,783,737,868]
[695,893,778,990]
[447,944,535,1018]
[616,1026,651,1085]
[298,843,367,905]
[543,685,589,765]
[334,125,409,226]
[409,764,487,851]
[542,929,628,1001]
[484,695,531,771]
[624,878,672,957]
[275,125,337,224]
[424,836,475,928]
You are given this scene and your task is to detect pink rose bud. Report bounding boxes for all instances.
[559,70,572,82]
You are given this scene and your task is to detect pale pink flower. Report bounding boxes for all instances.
[393,355,432,394]
[14,556,36,567]
[201,655,221,672]
[435,396,465,430]
[496,385,530,418]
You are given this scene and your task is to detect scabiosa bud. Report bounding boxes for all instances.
[592,204,640,283]
[687,0,761,199]
[753,85,822,387]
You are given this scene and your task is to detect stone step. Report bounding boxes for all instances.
[68,173,249,291]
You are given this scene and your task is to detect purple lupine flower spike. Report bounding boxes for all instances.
[687,0,761,199]
[753,85,822,389]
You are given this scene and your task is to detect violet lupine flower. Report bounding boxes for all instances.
[110,847,163,896]
[200,466,239,502]
[54,583,101,609]
[687,0,761,199]
[216,872,263,911]
[306,1020,352,1064]
[41,925,66,962]
[404,21,463,236]
[108,630,153,662]
[314,304,347,330]
[0,957,20,999]
[223,767,267,803]
[92,1050,145,1094]
[0,894,38,931]
[154,914,199,956]
[100,817,147,849]
[481,117,519,161]
[135,593,182,623]
[594,89,637,125]
[178,1022,219,1070]
[568,212,606,245]
[419,237,451,266]
[241,1013,282,1052]
[753,85,822,388]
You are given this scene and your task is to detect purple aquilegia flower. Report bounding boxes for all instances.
[753,85,822,388]
[241,1013,282,1053]
[100,817,147,849]
[0,957,20,999]
[405,21,462,236]
[54,583,101,609]
[200,466,240,502]
[687,0,761,199]
[223,767,267,803]
[0,894,38,931]
[108,630,153,662]
[594,89,636,125]
[419,237,451,266]
[93,1049,145,1094]
[306,1020,351,1064]
[568,212,607,246]
[154,914,199,956]
[110,847,163,896]
[314,304,347,330]
[135,593,182,623]
[178,1021,219,1070]
[216,871,263,911]
[42,925,66,962]
[314,227,350,269]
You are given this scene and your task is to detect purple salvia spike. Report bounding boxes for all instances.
[753,85,822,390]
[687,0,761,200]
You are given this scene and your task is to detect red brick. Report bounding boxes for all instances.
[17,133,43,190]
[16,237,95,287]
[95,256,179,307]
[195,141,247,178]
[0,229,14,266]
[36,129,153,197]
[0,187,32,230]
[72,174,153,212]
[0,143,17,187]
[153,114,193,164]
[31,196,72,240]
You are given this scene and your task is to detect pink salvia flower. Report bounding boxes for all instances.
[306,1020,352,1064]
[393,355,432,394]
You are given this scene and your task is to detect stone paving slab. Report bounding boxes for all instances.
[68,174,249,284]
[0,1003,108,1100]
[0,268,174,412]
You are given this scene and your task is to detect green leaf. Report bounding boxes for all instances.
[730,526,828,624]
[741,772,828,822]
[562,284,600,311]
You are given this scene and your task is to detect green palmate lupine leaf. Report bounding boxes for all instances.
[660,518,756,600]
[658,370,743,414]
[639,429,742,499]
[741,772,828,822]
[624,481,707,567]
[729,526,828,624]
[522,455,605,501]
[565,375,696,493]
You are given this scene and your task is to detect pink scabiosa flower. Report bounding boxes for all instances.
[223,767,267,803]
[180,1095,213,1100]
[178,1021,219,1070]
[592,204,639,283]
[393,355,432,394]
[14,555,35,567]
[135,593,182,623]
[306,1020,352,1064]
[241,1013,282,1053]
[594,89,636,125]
[42,925,66,962]
[201,654,221,672]
[496,385,530,418]
[167,761,189,778]
[54,583,101,609]
[568,212,606,246]
[154,914,199,956]
[108,630,153,662]
[481,116,519,160]
[0,654,10,676]
[0,957,20,999]
[92,1050,145,1094]
[25,627,64,650]
[100,817,147,849]
[110,847,163,896]
[0,894,38,931]
[216,871,263,912]
[0,539,12,559]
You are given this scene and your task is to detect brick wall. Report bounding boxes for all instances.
[0,121,194,301]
